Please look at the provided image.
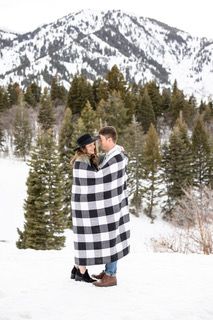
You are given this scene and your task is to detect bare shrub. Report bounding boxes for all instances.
[152,187,213,254]
[151,229,193,254]
[174,187,213,254]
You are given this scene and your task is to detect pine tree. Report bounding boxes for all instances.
[145,81,162,118]
[208,138,213,189]
[122,116,144,216]
[136,88,156,133]
[162,118,193,218]
[30,82,41,104]
[182,95,197,129]
[70,100,100,151]
[0,115,4,151]
[0,87,4,113]
[161,87,171,115]
[142,123,162,221]
[24,82,41,107]
[169,80,187,126]
[96,99,108,128]
[7,82,20,107]
[96,91,128,138]
[17,131,66,250]
[0,88,5,150]
[80,100,99,134]
[192,116,213,191]
[24,85,37,107]
[207,100,213,115]
[203,101,213,130]
[50,75,67,106]
[202,105,212,125]
[123,90,137,124]
[58,108,74,227]
[71,117,87,148]
[199,100,207,114]
[105,65,126,96]
[92,78,109,105]
[51,75,60,102]
[38,88,55,131]
[13,104,32,159]
[0,86,8,112]
[66,74,95,116]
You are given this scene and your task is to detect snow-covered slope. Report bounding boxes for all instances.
[0,158,213,320]
[0,9,213,100]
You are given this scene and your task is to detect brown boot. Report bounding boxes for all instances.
[93,274,117,287]
[91,270,105,280]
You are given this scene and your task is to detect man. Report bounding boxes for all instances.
[92,126,130,287]
[71,126,130,287]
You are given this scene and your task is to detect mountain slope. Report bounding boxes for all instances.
[0,9,213,100]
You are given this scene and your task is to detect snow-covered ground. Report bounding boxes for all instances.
[0,158,213,320]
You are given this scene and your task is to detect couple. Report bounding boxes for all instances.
[70,126,130,287]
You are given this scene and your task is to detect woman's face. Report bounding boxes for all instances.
[85,142,96,155]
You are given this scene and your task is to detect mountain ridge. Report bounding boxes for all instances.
[0,9,213,100]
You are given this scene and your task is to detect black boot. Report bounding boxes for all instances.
[70,266,78,280]
[75,269,96,283]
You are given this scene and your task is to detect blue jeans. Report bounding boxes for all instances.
[105,261,117,276]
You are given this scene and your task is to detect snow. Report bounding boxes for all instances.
[1,10,213,101]
[0,157,213,320]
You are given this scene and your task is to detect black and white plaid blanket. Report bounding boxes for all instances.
[71,150,130,266]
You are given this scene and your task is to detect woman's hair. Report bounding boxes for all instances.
[70,148,86,166]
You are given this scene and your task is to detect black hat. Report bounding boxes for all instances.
[74,133,99,151]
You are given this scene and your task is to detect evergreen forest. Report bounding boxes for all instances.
[1,65,213,250]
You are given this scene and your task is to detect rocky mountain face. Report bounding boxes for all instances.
[0,9,213,100]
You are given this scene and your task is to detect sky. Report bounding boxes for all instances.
[0,0,213,39]
[0,157,213,320]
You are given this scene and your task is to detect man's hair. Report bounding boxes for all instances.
[99,126,117,143]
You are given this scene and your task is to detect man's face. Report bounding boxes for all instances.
[98,134,111,152]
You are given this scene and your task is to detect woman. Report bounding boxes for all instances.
[70,133,99,283]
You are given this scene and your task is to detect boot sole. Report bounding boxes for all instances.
[93,282,117,287]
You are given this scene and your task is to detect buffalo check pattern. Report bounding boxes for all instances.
[71,150,130,266]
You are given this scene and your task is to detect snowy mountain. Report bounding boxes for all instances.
[0,9,213,100]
